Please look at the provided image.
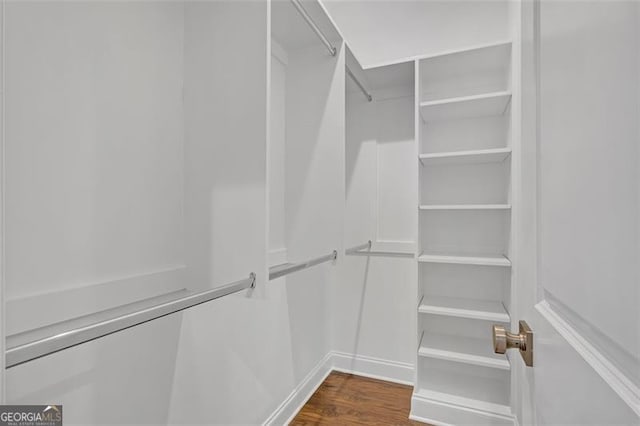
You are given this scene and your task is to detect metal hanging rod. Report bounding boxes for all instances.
[346,67,373,102]
[5,273,256,369]
[288,0,371,102]
[346,240,372,255]
[269,250,338,280]
[346,240,415,258]
[290,0,337,56]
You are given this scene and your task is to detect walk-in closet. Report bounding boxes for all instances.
[0,0,638,425]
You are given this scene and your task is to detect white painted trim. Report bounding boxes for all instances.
[411,392,516,426]
[0,0,5,404]
[270,39,288,66]
[535,300,640,417]
[331,351,414,386]
[262,351,415,425]
[262,352,333,426]
[268,248,288,267]
[265,0,272,291]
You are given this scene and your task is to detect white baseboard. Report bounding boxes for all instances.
[263,351,415,425]
[263,350,517,426]
[331,351,414,386]
[410,393,516,426]
[262,352,333,426]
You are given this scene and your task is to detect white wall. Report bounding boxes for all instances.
[2,1,328,424]
[269,42,288,263]
[165,2,301,424]
[322,0,510,68]
[4,3,185,424]
[5,1,185,319]
[336,80,417,376]
[284,42,346,382]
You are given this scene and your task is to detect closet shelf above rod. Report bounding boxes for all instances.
[5,273,256,369]
[269,250,338,280]
[346,240,415,258]
[346,67,373,102]
[290,0,336,56]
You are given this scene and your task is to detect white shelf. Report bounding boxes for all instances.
[419,147,511,165]
[419,332,510,370]
[418,251,511,267]
[420,91,511,122]
[413,388,512,418]
[419,204,511,211]
[418,296,510,322]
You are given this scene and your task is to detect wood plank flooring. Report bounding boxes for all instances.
[290,372,427,425]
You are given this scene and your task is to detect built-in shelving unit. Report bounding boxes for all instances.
[413,386,512,418]
[419,204,511,211]
[417,251,511,267]
[419,332,511,370]
[418,296,510,322]
[412,40,516,425]
[419,91,512,122]
[419,147,511,165]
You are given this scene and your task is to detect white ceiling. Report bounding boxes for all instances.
[321,0,511,69]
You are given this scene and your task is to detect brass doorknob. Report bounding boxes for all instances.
[492,320,534,366]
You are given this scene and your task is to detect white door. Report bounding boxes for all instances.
[512,0,640,424]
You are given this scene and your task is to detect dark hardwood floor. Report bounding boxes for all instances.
[290,371,427,425]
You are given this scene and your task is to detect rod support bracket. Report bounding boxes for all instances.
[249,272,257,288]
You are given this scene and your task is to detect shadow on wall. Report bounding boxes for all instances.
[348,255,372,364]
[283,39,345,384]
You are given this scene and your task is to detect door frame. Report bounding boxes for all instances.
[0,0,5,404]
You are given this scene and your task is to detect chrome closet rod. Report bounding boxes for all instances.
[5,273,256,368]
[346,67,373,102]
[269,250,338,280]
[290,0,337,56]
[346,240,372,255]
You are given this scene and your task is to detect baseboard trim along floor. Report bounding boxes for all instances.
[262,351,414,425]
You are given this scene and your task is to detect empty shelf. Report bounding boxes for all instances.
[419,204,511,211]
[418,296,510,322]
[418,251,511,267]
[413,388,512,418]
[419,147,511,165]
[420,91,511,122]
[419,332,510,370]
